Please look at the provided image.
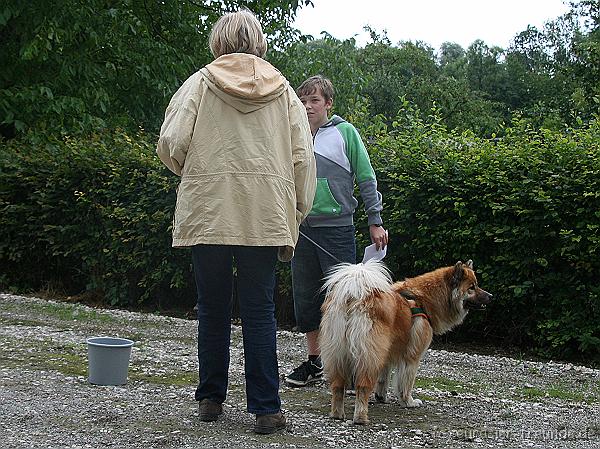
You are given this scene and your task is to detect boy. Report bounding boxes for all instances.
[285,75,387,387]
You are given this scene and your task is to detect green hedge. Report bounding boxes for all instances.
[1,118,599,362]
[0,131,194,307]
[354,106,600,362]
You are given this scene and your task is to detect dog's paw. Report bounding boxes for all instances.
[329,412,345,420]
[406,398,423,408]
[353,417,369,426]
[374,393,387,403]
[398,397,423,408]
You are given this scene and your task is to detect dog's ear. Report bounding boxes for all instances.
[466,259,473,269]
[452,261,464,288]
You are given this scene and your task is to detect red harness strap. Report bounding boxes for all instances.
[411,311,431,323]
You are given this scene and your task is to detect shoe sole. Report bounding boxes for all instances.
[199,406,223,422]
[254,424,286,434]
[199,414,221,422]
[285,376,323,387]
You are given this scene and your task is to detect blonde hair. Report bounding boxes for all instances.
[297,75,335,102]
[209,9,267,58]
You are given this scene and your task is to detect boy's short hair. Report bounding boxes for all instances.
[209,9,267,58]
[297,75,334,102]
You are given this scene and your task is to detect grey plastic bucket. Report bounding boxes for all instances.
[87,337,134,385]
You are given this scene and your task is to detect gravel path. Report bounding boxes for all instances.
[1,292,598,448]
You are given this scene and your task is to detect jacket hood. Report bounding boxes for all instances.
[321,115,346,128]
[200,53,288,113]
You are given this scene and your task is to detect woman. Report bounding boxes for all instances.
[156,9,316,434]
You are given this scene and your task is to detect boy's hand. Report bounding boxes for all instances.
[369,225,388,250]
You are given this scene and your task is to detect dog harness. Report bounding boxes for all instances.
[404,297,431,324]
[410,306,431,324]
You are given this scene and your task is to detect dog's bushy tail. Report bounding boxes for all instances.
[319,260,393,379]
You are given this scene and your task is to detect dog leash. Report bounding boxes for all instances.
[299,230,344,264]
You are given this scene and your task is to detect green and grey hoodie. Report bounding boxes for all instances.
[303,115,383,227]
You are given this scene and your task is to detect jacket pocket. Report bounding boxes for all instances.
[309,178,342,216]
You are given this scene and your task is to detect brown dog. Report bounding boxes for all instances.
[319,260,492,425]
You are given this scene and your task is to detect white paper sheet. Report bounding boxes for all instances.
[361,242,388,263]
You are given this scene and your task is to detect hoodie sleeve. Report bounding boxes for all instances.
[288,88,316,225]
[156,73,202,176]
[337,122,383,225]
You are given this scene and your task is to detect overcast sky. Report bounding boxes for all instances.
[293,0,570,50]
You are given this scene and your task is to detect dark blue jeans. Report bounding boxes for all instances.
[192,244,281,416]
[291,225,356,332]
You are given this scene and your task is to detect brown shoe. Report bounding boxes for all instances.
[254,411,286,434]
[198,399,223,422]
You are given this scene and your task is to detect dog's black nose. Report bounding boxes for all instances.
[479,289,493,303]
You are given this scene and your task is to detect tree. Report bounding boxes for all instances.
[0,0,312,137]
[438,41,466,72]
[272,33,366,118]
[502,3,597,128]
[357,29,438,121]
[569,0,600,119]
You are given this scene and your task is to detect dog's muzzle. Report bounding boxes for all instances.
[464,288,493,310]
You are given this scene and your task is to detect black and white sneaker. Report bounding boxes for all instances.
[285,359,323,387]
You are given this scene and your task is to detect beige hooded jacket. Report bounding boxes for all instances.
[157,53,316,262]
